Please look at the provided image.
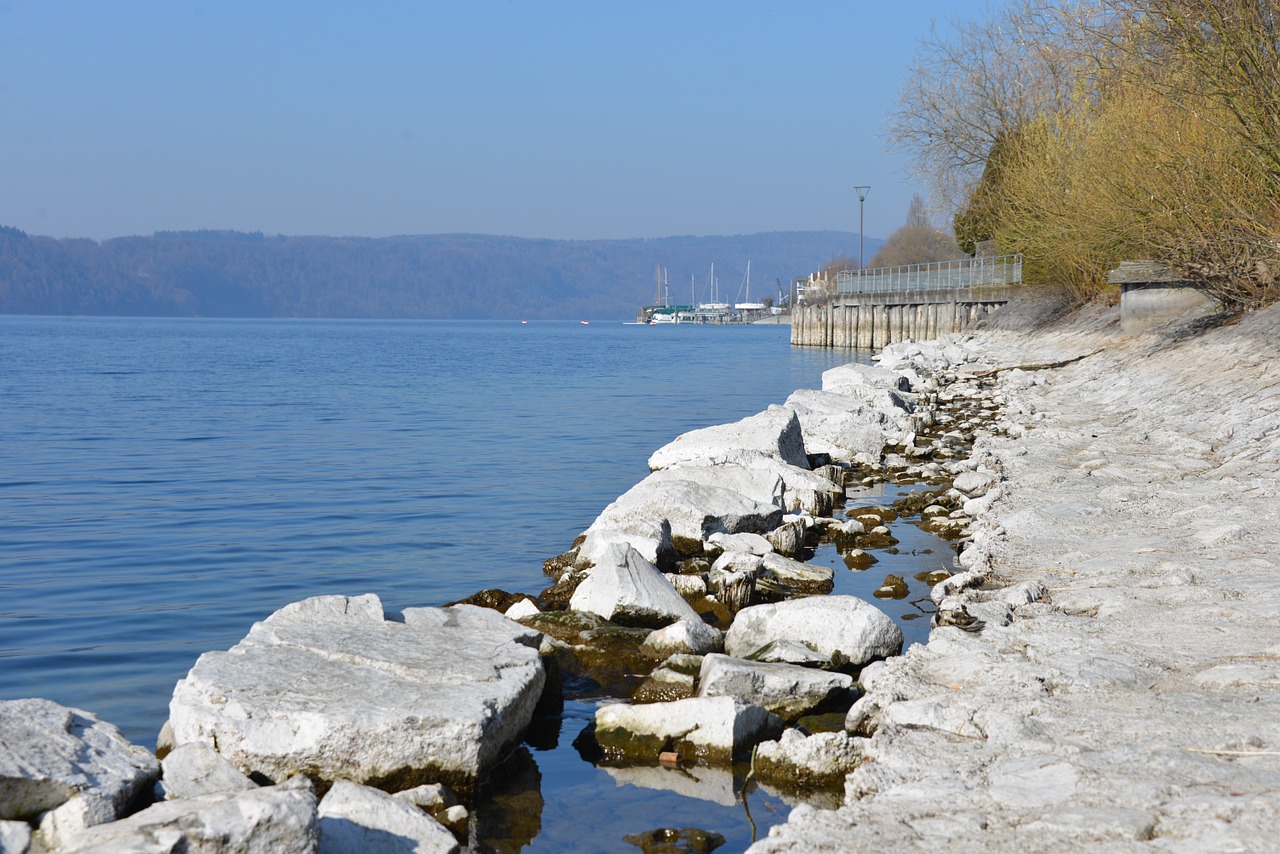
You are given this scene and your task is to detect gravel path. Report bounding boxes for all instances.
[752,301,1280,852]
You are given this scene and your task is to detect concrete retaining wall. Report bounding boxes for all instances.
[791,291,1009,349]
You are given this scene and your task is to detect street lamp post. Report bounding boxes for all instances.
[855,185,870,277]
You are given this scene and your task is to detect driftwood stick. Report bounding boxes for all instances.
[969,348,1106,378]
[1184,748,1280,757]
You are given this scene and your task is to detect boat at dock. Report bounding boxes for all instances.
[636,261,769,324]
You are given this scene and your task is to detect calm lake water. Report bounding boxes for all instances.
[5,316,898,850]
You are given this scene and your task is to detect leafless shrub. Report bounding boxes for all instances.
[892,0,1280,309]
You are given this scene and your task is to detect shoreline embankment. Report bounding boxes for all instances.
[754,297,1280,851]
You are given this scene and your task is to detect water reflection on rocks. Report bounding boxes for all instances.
[470,748,543,854]
[624,826,727,853]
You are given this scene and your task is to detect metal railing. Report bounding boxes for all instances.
[836,254,1022,295]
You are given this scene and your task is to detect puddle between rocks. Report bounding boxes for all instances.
[820,481,963,651]
[472,699,791,853]
[467,480,964,853]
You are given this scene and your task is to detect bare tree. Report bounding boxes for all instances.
[887,0,1102,214]
[869,193,963,267]
[890,0,1280,307]
[904,193,931,229]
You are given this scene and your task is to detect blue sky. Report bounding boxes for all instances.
[0,1,985,243]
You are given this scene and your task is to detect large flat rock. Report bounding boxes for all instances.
[165,595,545,797]
[592,697,782,765]
[645,461,840,517]
[752,730,862,795]
[0,698,158,828]
[758,552,835,598]
[783,388,902,462]
[647,406,809,472]
[57,778,317,854]
[586,475,785,552]
[696,654,852,721]
[724,596,902,669]
[317,780,458,854]
[820,363,912,402]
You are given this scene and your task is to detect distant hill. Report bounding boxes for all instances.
[0,226,878,320]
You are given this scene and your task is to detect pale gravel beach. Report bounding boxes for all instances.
[755,299,1280,852]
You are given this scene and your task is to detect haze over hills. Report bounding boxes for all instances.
[0,227,878,321]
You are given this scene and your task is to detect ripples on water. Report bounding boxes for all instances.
[0,317,852,739]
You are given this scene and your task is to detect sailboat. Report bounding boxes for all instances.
[694,262,730,323]
[648,267,680,324]
[734,261,766,320]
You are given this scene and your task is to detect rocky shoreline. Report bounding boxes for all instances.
[753,298,1280,851]
[5,296,1276,852]
[1,313,947,851]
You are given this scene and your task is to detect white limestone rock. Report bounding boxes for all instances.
[758,552,835,597]
[164,595,545,796]
[708,551,764,588]
[646,462,839,517]
[765,519,807,557]
[593,697,783,765]
[708,552,763,613]
[503,598,540,621]
[669,574,707,598]
[569,544,701,628]
[634,653,704,704]
[696,654,853,721]
[724,596,903,668]
[962,489,1000,518]
[706,531,773,556]
[573,525,673,570]
[159,742,255,800]
[586,476,784,551]
[641,619,724,658]
[931,570,983,604]
[56,777,317,854]
[391,783,457,814]
[823,362,911,393]
[783,388,901,462]
[820,365,915,418]
[828,518,866,538]
[647,406,809,471]
[753,729,863,790]
[953,470,998,498]
[317,780,459,854]
[438,806,468,836]
[0,821,31,854]
[988,755,1080,808]
[0,698,158,831]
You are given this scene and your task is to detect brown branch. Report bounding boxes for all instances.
[968,347,1106,378]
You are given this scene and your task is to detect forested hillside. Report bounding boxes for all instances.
[0,227,871,320]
